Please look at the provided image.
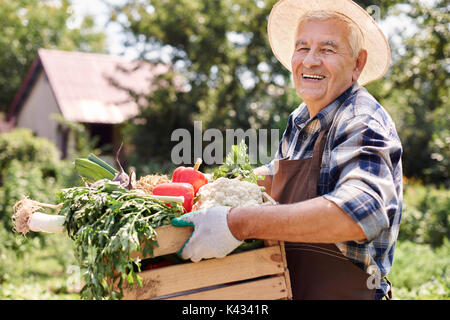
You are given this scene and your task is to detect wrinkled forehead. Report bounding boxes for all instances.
[294,18,352,47]
[296,10,360,34]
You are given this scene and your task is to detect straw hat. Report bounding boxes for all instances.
[267,0,391,86]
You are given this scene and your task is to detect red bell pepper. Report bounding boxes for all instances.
[152,182,194,213]
[172,161,208,195]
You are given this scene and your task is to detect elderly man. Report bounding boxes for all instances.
[172,0,403,300]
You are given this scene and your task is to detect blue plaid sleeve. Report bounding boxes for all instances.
[323,114,403,242]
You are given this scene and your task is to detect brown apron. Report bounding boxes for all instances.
[259,125,376,300]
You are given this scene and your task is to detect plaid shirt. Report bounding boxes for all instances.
[267,83,403,299]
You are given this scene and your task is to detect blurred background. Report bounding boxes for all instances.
[0,0,448,299]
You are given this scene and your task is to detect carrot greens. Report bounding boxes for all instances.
[57,180,183,299]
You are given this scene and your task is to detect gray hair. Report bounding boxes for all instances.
[297,11,365,58]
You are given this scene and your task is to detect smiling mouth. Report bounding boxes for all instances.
[302,73,326,80]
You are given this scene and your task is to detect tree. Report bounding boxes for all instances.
[109,0,443,184]
[0,0,106,114]
[110,0,309,171]
[375,0,449,185]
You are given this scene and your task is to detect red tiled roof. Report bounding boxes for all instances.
[13,49,174,124]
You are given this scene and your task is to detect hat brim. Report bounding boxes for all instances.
[268,0,391,86]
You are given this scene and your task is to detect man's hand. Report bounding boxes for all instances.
[171,206,243,262]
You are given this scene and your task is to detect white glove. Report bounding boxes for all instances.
[171,206,243,262]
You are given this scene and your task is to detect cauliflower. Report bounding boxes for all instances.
[195,177,263,210]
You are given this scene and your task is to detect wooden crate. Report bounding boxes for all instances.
[121,225,292,300]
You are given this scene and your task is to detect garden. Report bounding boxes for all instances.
[0,0,448,300]
[0,129,448,300]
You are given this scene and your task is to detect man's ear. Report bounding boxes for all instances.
[352,49,368,82]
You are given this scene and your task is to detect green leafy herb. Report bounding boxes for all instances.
[57,180,184,300]
[213,140,263,183]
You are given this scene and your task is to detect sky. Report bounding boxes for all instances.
[70,0,136,58]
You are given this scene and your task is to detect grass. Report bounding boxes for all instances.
[1,230,448,300]
[389,239,449,300]
[0,231,80,300]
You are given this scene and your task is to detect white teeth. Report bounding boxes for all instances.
[302,74,325,80]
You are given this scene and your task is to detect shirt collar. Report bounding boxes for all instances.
[294,82,359,132]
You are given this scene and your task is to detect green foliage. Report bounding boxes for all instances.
[213,140,262,183]
[399,182,449,248]
[110,0,449,186]
[0,224,80,299]
[0,225,20,284]
[0,160,59,229]
[0,0,447,301]
[112,0,298,168]
[0,128,60,172]
[389,240,449,300]
[0,129,79,230]
[57,180,184,299]
[0,0,106,114]
[378,0,449,185]
[0,129,78,288]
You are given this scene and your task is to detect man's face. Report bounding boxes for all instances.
[291,18,360,111]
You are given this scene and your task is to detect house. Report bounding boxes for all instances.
[7,48,172,158]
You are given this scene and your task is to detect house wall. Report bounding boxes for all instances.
[16,70,64,152]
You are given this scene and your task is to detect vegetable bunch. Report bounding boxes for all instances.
[213,140,263,183]
[58,180,184,299]
[11,142,268,300]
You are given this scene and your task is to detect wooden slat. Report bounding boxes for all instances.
[278,241,293,300]
[131,225,193,259]
[122,246,284,300]
[264,239,279,246]
[166,276,288,300]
